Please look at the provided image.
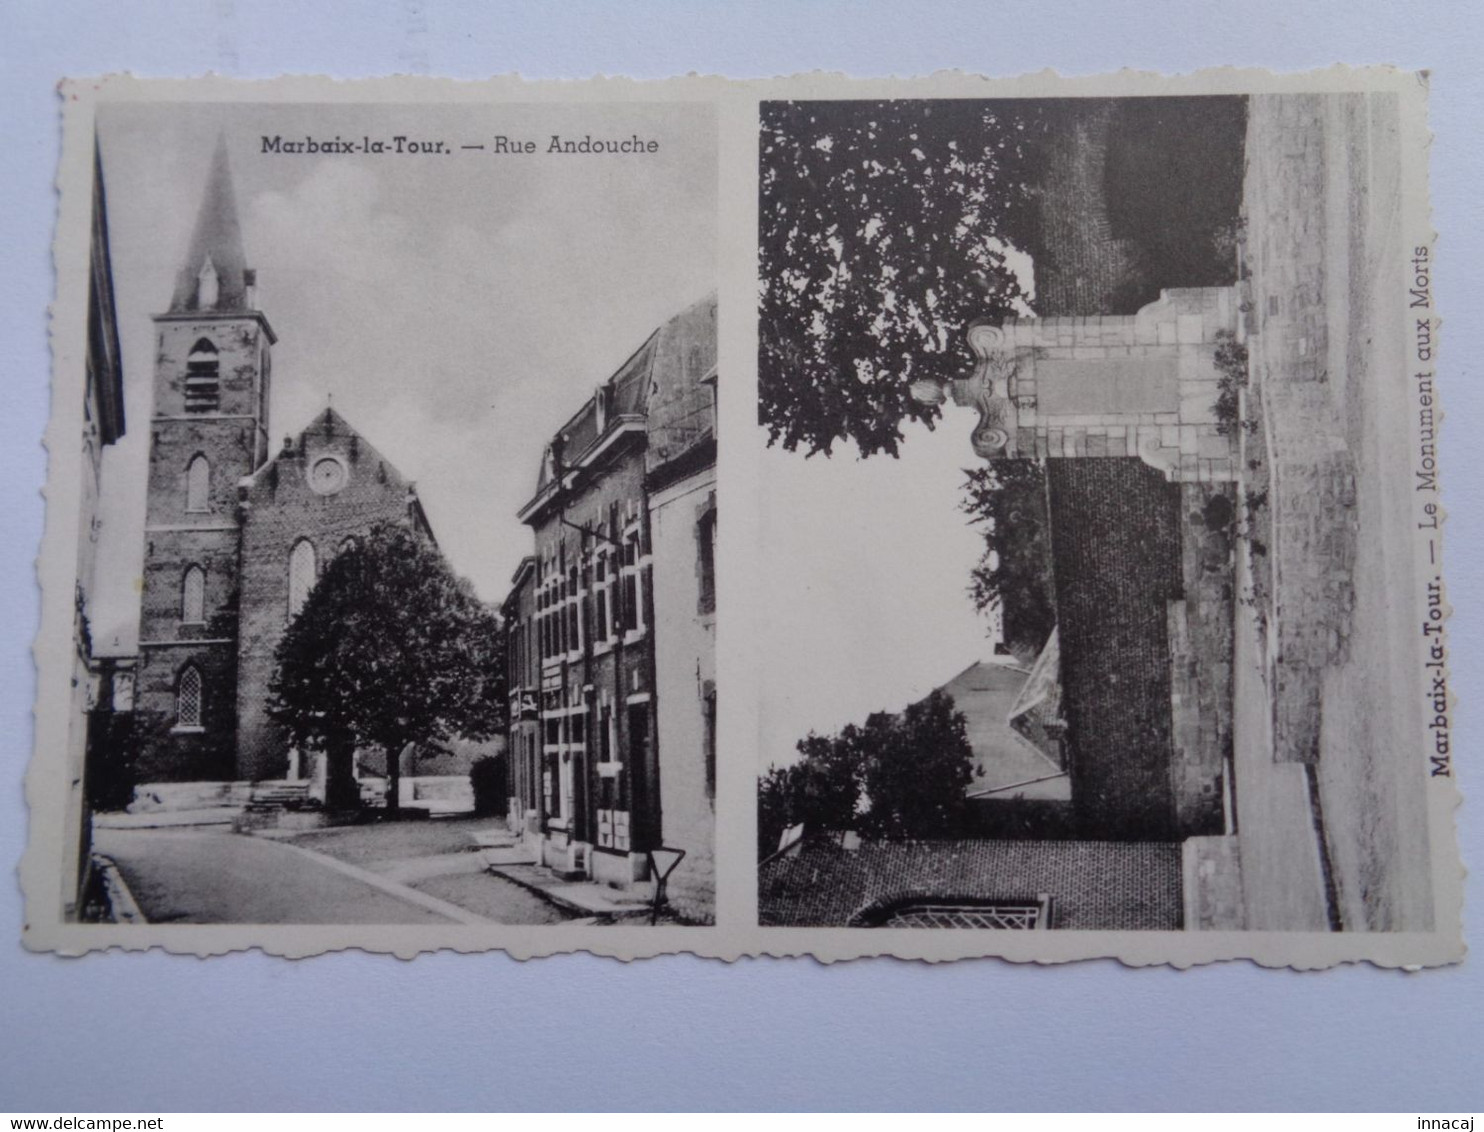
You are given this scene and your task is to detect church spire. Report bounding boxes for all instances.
[169,136,253,313]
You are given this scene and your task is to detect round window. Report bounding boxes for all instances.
[309,457,348,495]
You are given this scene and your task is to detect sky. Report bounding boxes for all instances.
[90,98,716,649]
[754,409,1007,770]
[752,234,1036,771]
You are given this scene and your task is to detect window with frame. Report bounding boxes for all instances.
[620,528,643,635]
[703,684,717,802]
[287,538,317,620]
[869,898,1050,930]
[566,564,581,655]
[181,564,206,624]
[176,665,203,729]
[593,548,612,646]
[697,507,716,616]
[185,454,211,513]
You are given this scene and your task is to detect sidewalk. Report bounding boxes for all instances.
[471,829,657,922]
[93,808,238,830]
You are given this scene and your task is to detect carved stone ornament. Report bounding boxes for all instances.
[909,321,1019,459]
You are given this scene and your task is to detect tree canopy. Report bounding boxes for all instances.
[268,523,505,814]
[962,459,1058,664]
[758,99,1036,458]
[758,689,977,856]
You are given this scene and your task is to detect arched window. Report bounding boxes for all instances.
[184,338,220,412]
[185,454,210,513]
[181,565,205,624]
[197,257,220,310]
[177,665,203,729]
[287,539,317,619]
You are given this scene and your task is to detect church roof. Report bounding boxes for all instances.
[243,405,438,546]
[169,136,253,314]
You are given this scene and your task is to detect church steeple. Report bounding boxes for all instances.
[169,136,253,313]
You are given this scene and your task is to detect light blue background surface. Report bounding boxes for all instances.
[2,0,1481,1112]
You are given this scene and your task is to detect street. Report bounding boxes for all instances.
[1236,92,1434,930]
[93,824,571,926]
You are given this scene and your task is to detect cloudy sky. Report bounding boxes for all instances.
[91,99,715,648]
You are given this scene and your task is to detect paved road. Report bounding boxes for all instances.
[93,827,542,925]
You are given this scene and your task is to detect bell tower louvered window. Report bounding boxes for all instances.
[288,538,317,620]
[185,338,220,413]
[177,665,203,729]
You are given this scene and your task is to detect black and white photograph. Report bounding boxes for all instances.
[30,85,718,946]
[753,87,1459,959]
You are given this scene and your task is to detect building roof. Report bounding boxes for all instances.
[643,293,718,484]
[88,136,125,446]
[758,837,1182,929]
[169,136,253,314]
[929,660,1069,802]
[520,292,717,523]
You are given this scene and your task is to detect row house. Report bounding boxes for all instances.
[506,294,716,921]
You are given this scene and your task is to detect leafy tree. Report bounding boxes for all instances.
[961,459,1058,663]
[858,691,976,839]
[758,99,1037,458]
[758,690,976,852]
[758,730,864,858]
[268,523,506,816]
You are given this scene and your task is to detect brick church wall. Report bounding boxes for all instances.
[134,316,270,782]
[1047,457,1183,840]
[236,409,426,780]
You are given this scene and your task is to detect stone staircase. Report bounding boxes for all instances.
[244,780,312,814]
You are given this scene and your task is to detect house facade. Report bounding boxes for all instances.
[509,295,716,920]
[64,139,127,916]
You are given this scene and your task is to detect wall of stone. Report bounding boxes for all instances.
[1168,483,1237,836]
[1003,287,1240,483]
[1181,834,1246,930]
[132,640,238,782]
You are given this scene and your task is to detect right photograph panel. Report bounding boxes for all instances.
[753,93,1442,941]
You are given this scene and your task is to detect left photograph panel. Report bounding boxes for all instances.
[31,84,718,952]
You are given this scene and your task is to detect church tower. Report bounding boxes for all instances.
[134,138,274,782]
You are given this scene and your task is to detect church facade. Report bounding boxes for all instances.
[131,141,436,785]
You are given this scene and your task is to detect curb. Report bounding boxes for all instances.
[484,863,649,922]
[93,853,146,925]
